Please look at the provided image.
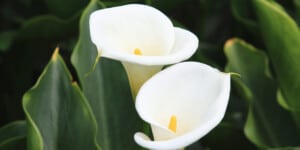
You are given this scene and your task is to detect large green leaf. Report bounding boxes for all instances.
[23,49,100,150]
[0,121,26,150]
[71,0,143,149]
[253,0,300,112]
[225,38,300,148]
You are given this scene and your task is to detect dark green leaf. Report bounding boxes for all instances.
[71,0,143,149]
[225,38,300,148]
[294,0,300,24]
[23,49,100,150]
[45,0,88,18]
[200,123,256,150]
[102,0,141,7]
[151,0,191,11]
[0,121,26,150]
[253,0,300,112]
[17,14,79,40]
[0,31,16,52]
[231,0,258,30]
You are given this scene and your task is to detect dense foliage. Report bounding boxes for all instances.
[1,0,300,149]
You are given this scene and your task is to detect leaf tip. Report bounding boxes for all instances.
[51,46,60,61]
[229,72,241,78]
[224,38,237,49]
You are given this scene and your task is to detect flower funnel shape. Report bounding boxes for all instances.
[134,62,231,150]
[89,4,198,97]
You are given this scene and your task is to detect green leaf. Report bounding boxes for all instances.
[0,31,16,52]
[0,121,26,150]
[230,0,263,45]
[200,123,256,150]
[253,0,300,112]
[102,0,141,8]
[294,0,300,24]
[45,0,89,18]
[17,14,79,40]
[225,38,300,148]
[71,0,143,149]
[231,0,258,31]
[23,49,100,150]
[151,0,191,11]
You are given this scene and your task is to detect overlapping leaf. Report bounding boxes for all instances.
[0,121,26,150]
[71,0,143,149]
[231,0,257,31]
[23,49,99,150]
[253,0,300,113]
[225,38,300,148]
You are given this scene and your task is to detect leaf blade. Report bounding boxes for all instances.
[253,0,300,112]
[0,121,26,150]
[23,49,100,150]
[71,1,143,149]
[225,38,300,148]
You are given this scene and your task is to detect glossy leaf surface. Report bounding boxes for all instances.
[225,38,300,148]
[23,50,99,150]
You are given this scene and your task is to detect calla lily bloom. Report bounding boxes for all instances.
[89,4,198,97]
[134,62,231,150]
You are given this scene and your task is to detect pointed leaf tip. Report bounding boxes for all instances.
[51,47,60,61]
[224,38,237,49]
[72,81,78,86]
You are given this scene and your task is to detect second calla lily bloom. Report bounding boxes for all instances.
[89,4,198,97]
[134,62,231,150]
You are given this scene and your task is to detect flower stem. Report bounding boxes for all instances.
[122,62,162,99]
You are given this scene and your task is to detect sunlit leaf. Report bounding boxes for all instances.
[253,0,300,113]
[225,38,300,148]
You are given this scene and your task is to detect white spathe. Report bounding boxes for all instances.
[89,4,198,97]
[134,62,231,150]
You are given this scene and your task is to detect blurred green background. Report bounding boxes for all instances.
[1,0,300,149]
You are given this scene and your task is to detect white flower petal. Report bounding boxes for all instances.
[90,4,174,57]
[134,62,230,149]
[89,4,199,98]
[102,27,198,65]
[90,4,198,65]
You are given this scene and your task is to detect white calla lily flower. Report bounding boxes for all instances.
[89,4,198,97]
[134,62,231,150]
